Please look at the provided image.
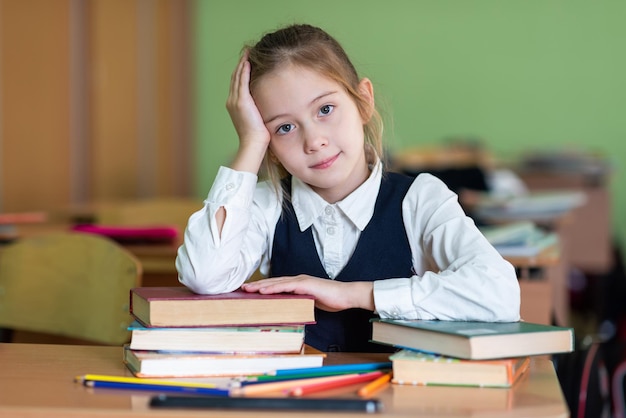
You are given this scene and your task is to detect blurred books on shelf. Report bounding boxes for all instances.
[517,149,611,181]
[389,349,530,388]
[473,190,586,220]
[371,319,574,360]
[480,221,559,257]
[0,211,48,242]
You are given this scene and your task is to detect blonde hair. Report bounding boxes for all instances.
[246,24,384,192]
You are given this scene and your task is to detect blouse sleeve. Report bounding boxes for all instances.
[175,166,279,294]
[373,173,521,322]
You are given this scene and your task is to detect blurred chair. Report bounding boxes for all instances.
[0,232,142,345]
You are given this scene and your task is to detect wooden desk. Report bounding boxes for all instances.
[504,244,564,326]
[0,343,569,417]
[123,241,181,287]
[474,209,574,328]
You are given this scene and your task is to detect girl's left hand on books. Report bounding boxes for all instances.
[241,276,375,312]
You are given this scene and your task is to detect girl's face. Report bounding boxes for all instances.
[253,64,373,204]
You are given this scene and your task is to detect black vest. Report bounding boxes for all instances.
[270,172,415,352]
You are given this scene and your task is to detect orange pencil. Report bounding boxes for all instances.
[233,374,360,396]
[288,371,384,397]
[357,372,391,397]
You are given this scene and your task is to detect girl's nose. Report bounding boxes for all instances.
[303,126,328,153]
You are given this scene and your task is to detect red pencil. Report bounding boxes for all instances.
[287,371,384,397]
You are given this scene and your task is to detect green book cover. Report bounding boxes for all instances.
[371,319,574,360]
[376,319,571,337]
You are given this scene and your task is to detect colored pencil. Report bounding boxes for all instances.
[84,380,231,396]
[264,362,392,377]
[288,371,385,397]
[75,374,223,389]
[241,370,382,385]
[232,373,362,396]
[150,394,383,413]
[357,372,392,397]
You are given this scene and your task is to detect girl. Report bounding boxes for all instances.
[176,24,520,352]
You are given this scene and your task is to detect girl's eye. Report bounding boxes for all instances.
[319,104,334,116]
[276,124,295,135]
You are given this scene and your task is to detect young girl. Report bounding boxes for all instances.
[176,24,520,352]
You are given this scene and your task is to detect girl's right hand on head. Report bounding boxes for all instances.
[226,51,271,157]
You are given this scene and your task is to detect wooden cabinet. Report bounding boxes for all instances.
[0,0,194,213]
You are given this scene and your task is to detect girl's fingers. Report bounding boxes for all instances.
[229,56,244,100]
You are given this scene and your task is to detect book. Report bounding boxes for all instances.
[0,211,48,224]
[130,287,316,327]
[480,222,559,257]
[492,231,558,257]
[370,319,574,360]
[123,345,326,378]
[72,224,179,244]
[389,349,530,388]
[128,321,305,353]
[479,221,536,245]
[474,190,586,217]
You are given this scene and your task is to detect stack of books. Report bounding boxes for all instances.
[370,319,575,388]
[125,286,324,378]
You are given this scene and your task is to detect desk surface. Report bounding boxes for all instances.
[0,343,568,418]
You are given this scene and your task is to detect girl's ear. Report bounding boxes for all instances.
[357,78,375,122]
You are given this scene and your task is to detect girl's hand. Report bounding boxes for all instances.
[226,50,271,173]
[241,276,375,312]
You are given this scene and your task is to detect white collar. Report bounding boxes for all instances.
[290,161,383,232]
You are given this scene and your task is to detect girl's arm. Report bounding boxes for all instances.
[176,52,275,294]
[175,168,274,295]
[374,174,521,322]
[212,50,271,236]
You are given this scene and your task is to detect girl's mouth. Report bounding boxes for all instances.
[311,153,340,169]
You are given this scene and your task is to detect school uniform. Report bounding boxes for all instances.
[176,161,520,351]
[271,173,413,352]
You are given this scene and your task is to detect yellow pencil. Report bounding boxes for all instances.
[357,372,391,397]
[75,374,221,389]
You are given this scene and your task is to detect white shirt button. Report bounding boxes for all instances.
[324,206,333,216]
[225,183,235,191]
[326,226,335,235]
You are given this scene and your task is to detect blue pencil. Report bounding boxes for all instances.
[84,380,231,396]
[266,362,392,377]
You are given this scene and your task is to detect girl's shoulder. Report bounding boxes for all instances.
[403,172,457,201]
[253,179,283,210]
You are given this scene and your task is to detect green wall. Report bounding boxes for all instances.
[194,1,626,251]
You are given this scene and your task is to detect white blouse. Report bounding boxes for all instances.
[176,162,520,322]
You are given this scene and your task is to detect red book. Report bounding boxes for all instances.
[72,224,179,244]
[130,287,316,328]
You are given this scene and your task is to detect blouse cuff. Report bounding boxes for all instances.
[207,166,257,208]
[373,278,419,319]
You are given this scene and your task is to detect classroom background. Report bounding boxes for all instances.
[1,1,626,415]
[1,0,625,254]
